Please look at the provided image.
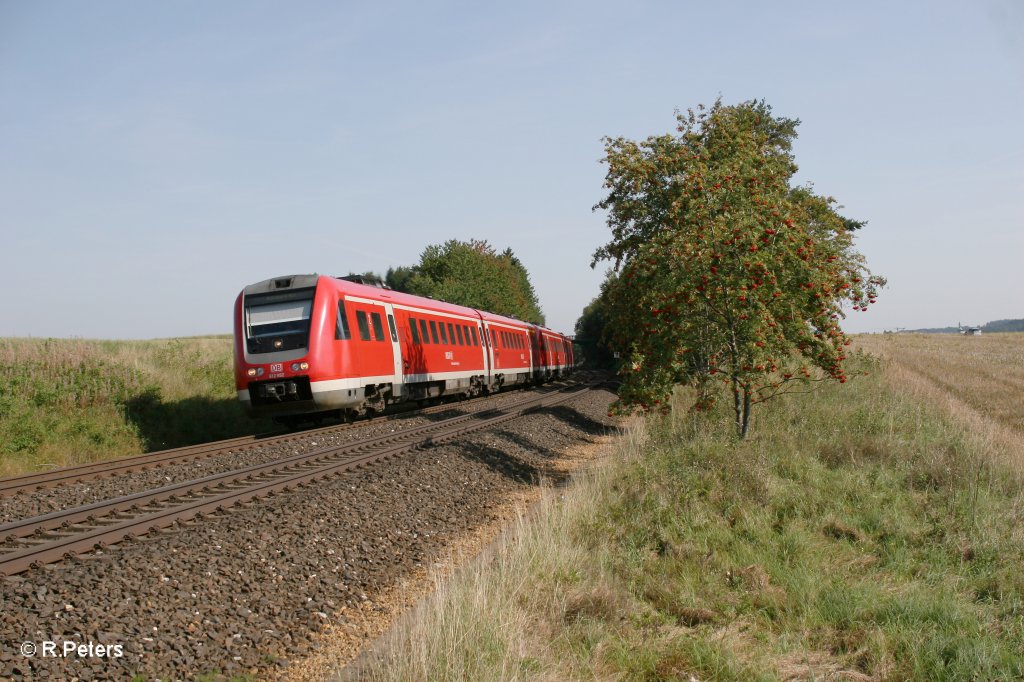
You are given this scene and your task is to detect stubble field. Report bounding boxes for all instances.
[856,332,1024,474]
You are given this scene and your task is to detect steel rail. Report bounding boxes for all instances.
[0,380,601,576]
[0,382,561,498]
[0,382,570,542]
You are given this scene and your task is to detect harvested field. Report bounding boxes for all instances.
[857,332,1024,474]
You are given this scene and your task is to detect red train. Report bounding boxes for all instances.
[233,274,574,423]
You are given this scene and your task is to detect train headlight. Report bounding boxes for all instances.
[247,368,257,377]
[291,362,309,371]
[247,367,265,377]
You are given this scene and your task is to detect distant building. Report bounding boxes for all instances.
[958,322,982,335]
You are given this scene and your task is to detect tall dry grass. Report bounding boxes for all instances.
[347,420,652,682]
[0,336,269,477]
[342,345,1024,681]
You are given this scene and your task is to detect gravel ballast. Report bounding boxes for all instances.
[0,385,617,681]
[0,386,566,525]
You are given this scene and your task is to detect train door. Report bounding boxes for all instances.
[527,329,535,376]
[481,321,494,384]
[532,330,543,379]
[478,320,491,379]
[383,303,403,395]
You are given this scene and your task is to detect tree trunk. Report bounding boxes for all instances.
[732,378,742,437]
[733,381,752,439]
[740,387,752,439]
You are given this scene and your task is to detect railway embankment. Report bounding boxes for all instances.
[334,346,1024,681]
[0,336,270,479]
[0,378,619,680]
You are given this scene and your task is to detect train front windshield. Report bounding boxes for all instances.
[244,288,315,354]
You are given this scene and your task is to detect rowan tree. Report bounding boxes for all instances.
[593,100,884,438]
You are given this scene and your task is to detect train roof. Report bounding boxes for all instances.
[328,276,571,336]
[241,274,570,337]
[325,275,489,319]
[242,274,321,297]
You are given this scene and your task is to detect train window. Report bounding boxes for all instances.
[419,319,430,344]
[471,327,478,346]
[371,312,385,342]
[456,325,464,345]
[410,317,420,344]
[356,310,371,341]
[429,320,439,344]
[439,321,449,344]
[491,329,497,347]
[387,314,398,342]
[517,335,523,349]
[335,301,351,340]
[446,323,455,345]
[462,325,471,345]
[245,287,315,354]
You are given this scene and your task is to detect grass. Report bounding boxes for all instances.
[0,337,271,477]
[344,336,1024,681]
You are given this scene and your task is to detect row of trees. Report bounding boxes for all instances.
[583,100,884,438]
[352,239,546,325]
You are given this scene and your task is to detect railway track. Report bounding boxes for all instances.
[0,379,604,576]
[0,382,562,499]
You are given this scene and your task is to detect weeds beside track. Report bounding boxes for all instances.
[346,342,1024,681]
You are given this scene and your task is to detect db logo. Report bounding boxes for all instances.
[271,363,283,372]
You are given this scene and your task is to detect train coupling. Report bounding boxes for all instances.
[258,381,299,400]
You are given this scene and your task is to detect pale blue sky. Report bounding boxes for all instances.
[1,1,1021,338]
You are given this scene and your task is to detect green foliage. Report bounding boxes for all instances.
[384,265,416,293]
[593,100,884,436]
[573,273,617,369]
[391,239,545,324]
[982,319,1024,333]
